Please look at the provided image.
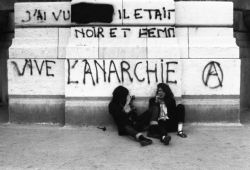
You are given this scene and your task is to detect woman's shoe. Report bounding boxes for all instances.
[138,135,153,146]
[160,135,171,145]
[177,131,187,138]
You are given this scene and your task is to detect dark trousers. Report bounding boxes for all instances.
[124,111,155,137]
[155,104,185,136]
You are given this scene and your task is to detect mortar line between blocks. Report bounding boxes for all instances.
[57,28,59,59]
[122,0,124,25]
[146,26,148,59]
[98,37,100,59]
[188,27,190,59]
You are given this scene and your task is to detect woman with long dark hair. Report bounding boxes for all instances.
[147,83,187,145]
[109,85,153,146]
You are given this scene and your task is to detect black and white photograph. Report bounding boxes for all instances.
[0,0,250,169]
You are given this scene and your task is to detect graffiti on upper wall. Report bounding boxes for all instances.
[21,9,70,23]
[67,59,178,85]
[202,61,223,89]
[11,59,56,77]
[74,27,175,38]
[117,8,174,21]
[71,2,174,24]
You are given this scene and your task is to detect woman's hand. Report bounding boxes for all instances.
[124,94,132,113]
[124,104,131,113]
[155,95,160,103]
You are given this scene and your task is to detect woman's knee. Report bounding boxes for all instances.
[176,104,185,122]
[176,104,185,113]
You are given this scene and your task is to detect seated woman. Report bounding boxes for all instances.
[147,83,187,145]
[109,85,153,146]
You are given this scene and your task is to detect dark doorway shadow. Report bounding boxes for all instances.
[0,104,8,123]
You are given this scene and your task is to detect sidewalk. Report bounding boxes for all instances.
[0,123,250,170]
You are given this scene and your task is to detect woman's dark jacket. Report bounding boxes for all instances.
[109,101,136,135]
[148,97,177,120]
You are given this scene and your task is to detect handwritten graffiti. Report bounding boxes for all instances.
[11,59,55,77]
[52,10,70,21]
[139,27,175,38]
[22,10,46,22]
[67,59,178,85]
[118,8,174,20]
[202,61,223,89]
[21,9,70,23]
[74,27,175,38]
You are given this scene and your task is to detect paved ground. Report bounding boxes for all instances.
[0,123,250,170]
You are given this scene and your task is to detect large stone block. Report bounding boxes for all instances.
[14,28,58,38]
[187,27,238,59]
[175,27,188,58]
[99,38,147,58]
[182,59,240,96]
[9,28,59,59]
[65,99,112,125]
[15,2,71,26]
[8,59,65,95]
[188,27,234,37]
[175,1,233,26]
[189,37,239,58]
[183,97,239,123]
[9,38,58,58]
[9,96,65,124]
[66,38,98,58]
[144,26,179,59]
[58,28,71,59]
[147,38,180,58]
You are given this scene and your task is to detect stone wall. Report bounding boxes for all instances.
[6,0,241,125]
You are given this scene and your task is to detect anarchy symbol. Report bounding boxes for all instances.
[202,61,223,89]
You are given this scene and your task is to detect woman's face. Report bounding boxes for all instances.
[157,87,165,99]
[126,93,131,104]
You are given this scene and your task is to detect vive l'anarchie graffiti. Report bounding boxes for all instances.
[67,59,178,85]
[10,59,226,89]
[11,59,55,77]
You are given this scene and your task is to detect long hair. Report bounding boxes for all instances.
[157,83,174,100]
[111,85,129,107]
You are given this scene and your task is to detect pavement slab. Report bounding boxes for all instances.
[0,123,250,170]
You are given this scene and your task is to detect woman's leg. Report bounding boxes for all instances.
[175,104,187,138]
[158,120,171,145]
[135,110,153,131]
[176,104,185,123]
[124,125,153,146]
[158,120,168,136]
[124,125,139,137]
[146,106,161,138]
